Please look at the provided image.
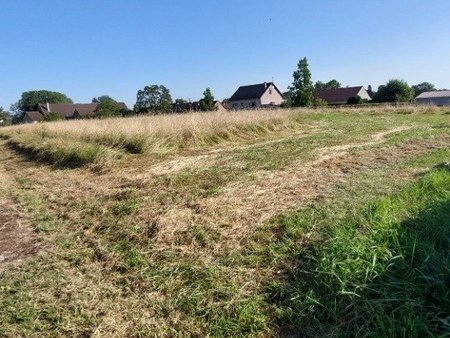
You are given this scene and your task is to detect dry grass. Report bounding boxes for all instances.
[1,109,302,155]
[0,106,449,336]
[0,105,445,161]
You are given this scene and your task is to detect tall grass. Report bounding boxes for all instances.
[266,167,450,336]
[6,132,115,167]
[0,106,448,167]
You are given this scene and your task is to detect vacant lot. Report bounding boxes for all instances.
[1,106,449,337]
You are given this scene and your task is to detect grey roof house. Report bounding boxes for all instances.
[416,90,450,106]
[314,86,372,105]
[229,82,284,109]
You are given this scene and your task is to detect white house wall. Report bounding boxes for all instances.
[260,84,284,105]
[357,88,372,101]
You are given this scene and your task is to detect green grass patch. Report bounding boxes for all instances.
[6,133,115,168]
[264,168,450,337]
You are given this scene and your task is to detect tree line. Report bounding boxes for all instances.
[2,86,218,125]
[1,58,445,125]
[285,57,445,107]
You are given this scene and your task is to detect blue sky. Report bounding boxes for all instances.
[1,0,449,110]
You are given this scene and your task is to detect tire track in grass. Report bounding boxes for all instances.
[153,128,447,252]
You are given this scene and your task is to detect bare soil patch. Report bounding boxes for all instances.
[0,202,40,271]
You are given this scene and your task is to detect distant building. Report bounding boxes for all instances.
[314,86,372,105]
[229,82,284,109]
[416,90,450,106]
[23,102,128,123]
[173,100,226,113]
[23,111,45,123]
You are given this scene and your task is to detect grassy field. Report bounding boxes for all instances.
[0,106,449,337]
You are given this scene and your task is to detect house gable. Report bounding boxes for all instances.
[24,111,45,123]
[260,83,284,106]
[230,82,284,109]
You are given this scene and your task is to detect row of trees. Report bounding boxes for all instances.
[1,59,444,124]
[286,57,444,107]
[133,85,217,114]
[3,86,218,124]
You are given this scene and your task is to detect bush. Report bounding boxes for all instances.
[375,79,415,102]
[313,97,328,107]
[93,101,121,119]
[43,112,64,122]
[347,95,363,105]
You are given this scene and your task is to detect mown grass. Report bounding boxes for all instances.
[1,152,449,337]
[263,167,450,337]
[0,108,449,337]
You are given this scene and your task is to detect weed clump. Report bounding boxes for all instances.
[7,133,113,167]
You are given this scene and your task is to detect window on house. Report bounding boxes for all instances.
[269,89,272,95]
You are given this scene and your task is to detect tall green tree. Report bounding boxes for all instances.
[93,101,121,118]
[11,90,72,122]
[134,85,173,114]
[315,79,341,90]
[200,88,217,111]
[412,82,436,97]
[375,79,415,103]
[0,107,12,126]
[289,57,314,107]
[367,85,375,99]
[92,95,116,103]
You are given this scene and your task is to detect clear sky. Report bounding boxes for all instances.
[1,0,449,110]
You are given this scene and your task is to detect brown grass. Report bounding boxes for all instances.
[0,106,449,336]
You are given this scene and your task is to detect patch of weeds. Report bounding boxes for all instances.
[404,148,450,169]
[196,185,220,198]
[113,200,139,216]
[187,224,221,247]
[431,122,450,129]
[264,169,450,337]
[7,136,114,168]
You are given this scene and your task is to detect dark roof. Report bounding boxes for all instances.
[24,111,45,122]
[39,103,97,118]
[173,101,201,112]
[115,102,128,110]
[314,86,364,103]
[74,107,96,117]
[39,102,129,118]
[230,82,282,101]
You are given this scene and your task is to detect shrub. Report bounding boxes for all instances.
[93,101,121,119]
[313,97,328,107]
[347,95,363,104]
[43,112,64,122]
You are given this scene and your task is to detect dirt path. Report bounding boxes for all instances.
[154,129,447,251]
[0,150,40,271]
[0,203,40,271]
[312,126,410,164]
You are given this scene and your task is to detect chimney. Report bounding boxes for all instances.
[264,82,267,89]
[46,102,50,112]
